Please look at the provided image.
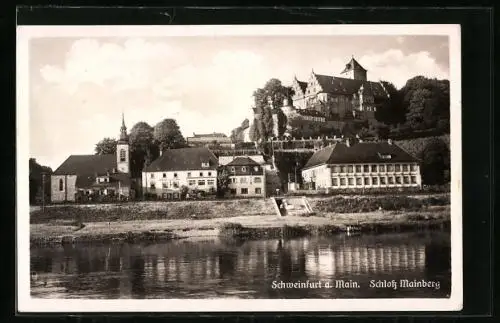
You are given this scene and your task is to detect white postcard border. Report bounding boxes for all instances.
[16,24,462,312]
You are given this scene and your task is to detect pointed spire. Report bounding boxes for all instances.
[119,112,128,143]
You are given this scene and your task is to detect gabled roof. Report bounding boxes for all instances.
[53,154,117,176]
[341,57,367,74]
[226,156,260,167]
[303,141,419,170]
[144,147,218,172]
[75,173,131,189]
[312,74,387,99]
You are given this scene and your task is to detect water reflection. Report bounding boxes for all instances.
[31,231,451,299]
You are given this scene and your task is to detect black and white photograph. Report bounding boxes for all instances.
[17,24,462,312]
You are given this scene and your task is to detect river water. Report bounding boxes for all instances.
[30,230,451,299]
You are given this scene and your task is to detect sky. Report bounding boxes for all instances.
[27,34,449,170]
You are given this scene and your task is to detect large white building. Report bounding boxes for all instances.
[302,139,422,190]
[142,147,219,199]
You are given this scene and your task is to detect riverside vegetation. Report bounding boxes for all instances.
[30,194,450,246]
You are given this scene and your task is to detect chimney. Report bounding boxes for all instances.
[388,139,393,145]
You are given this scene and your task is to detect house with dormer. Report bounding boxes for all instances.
[291,56,390,120]
[51,114,132,202]
[141,147,219,199]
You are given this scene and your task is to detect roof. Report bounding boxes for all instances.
[303,141,419,169]
[313,74,387,99]
[144,147,218,172]
[53,154,117,175]
[75,173,131,189]
[341,57,367,74]
[191,132,227,138]
[226,156,261,167]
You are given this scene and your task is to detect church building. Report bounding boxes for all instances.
[50,114,132,203]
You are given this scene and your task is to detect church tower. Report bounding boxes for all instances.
[341,56,367,81]
[116,113,130,174]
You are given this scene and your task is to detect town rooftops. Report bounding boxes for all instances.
[53,154,117,176]
[190,132,228,138]
[303,141,419,170]
[144,147,218,172]
[226,156,261,167]
[313,74,387,99]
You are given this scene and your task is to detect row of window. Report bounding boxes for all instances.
[230,176,262,184]
[229,166,260,173]
[230,187,262,195]
[331,164,418,174]
[331,175,418,186]
[151,171,215,179]
[149,179,216,190]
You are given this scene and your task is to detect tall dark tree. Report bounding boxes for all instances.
[375,80,405,126]
[216,166,231,197]
[418,138,450,185]
[94,138,117,155]
[129,122,156,177]
[29,158,52,205]
[153,119,186,151]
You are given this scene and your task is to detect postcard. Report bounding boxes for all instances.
[17,23,462,312]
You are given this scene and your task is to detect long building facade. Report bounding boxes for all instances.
[302,139,422,190]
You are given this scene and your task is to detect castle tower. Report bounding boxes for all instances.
[116,113,130,174]
[341,56,367,81]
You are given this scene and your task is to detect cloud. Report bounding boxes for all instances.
[396,36,405,44]
[359,49,449,88]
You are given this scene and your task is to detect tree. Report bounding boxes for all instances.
[95,138,117,155]
[418,138,450,185]
[29,158,52,205]
[252,78,294,141]
[129,122,155,177]
[153,119,186,151]
[216,166,231,197]
[248,119,260,142]
[375,80,405,126]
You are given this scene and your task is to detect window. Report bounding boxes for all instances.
[372,177,378,185]
[198,180,205,186]
[202,162,210,168]
[59,178,64,191]
[396,176,402,184]
[387,164,394,172]
[388,177,395,184]
[332,178,339,186]
[254,177,262,183]
[231,178,236,183]
[255,188,262,194]
[241,167,247,172]
[411,164,418,171]
[254,166,259,172]
[402,164,409,172]
[340,178,347,186]
[199,172,203,177]
[364,177,370,185]
[395,164,401,172]
[240,177,247,184]
[340,166,347,173]
[333,166,340,173]
[207,180,215,186]
[150,183,156,189]
[208,172,212,176]
[230,167,235,173]
[379,165,385,172]
[162,183,167,189]
[403,176,410,184]
[163,173,166,178]
[173,182,179,188]
[241,188,248,195]
[188,180,196,186]
[187,172,191,177]
[356,178,362,185]
[119,149,126,162]
[371,165,377,172]
[150,173,154,179]
[347,165,354,173]
[380,177,386,185]
[348,178,354,185]
[355,165,362,173]
[230,189,237,195]
[174,173,178,178]
[363,165,370,172]
[411,176,417,184]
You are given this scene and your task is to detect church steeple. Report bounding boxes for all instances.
[340,56,367,81]
[119,112,128,143]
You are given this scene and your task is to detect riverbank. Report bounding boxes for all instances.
[30,205,450,246]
